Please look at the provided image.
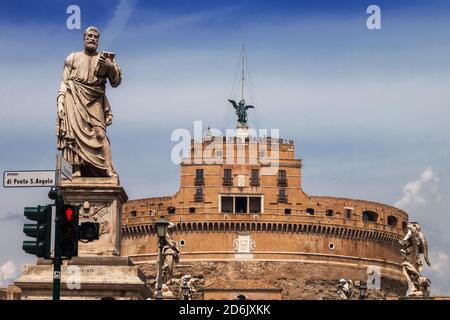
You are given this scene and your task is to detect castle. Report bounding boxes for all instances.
[120,123,408,299]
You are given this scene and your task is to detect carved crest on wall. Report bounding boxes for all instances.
[80,201,111,221]
[233,233,255,259]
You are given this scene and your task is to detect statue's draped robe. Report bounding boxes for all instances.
[160,234,179,283]
[57,51,121,174]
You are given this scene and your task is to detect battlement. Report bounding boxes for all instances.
[193,136,295,145]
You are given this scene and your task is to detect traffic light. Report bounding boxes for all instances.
[59,204,79,258]
[22,205,52,258]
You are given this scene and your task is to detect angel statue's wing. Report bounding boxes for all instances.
[228,99,238,109]
[419,232,431,267]
[246,105,255,109]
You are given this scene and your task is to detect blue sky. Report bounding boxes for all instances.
[1,0,449,295]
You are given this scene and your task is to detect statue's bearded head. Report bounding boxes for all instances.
[84,26,100,52]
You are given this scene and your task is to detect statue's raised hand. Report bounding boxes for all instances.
[99,55,114,72]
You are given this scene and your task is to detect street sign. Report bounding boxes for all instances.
[3,170,56,188]
[56,154,72,180]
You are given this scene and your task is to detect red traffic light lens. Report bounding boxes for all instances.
[65,207,73,221]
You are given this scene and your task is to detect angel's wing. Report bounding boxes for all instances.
[228,99,238,109]
[246,105,255,109]
[420,233,431,267]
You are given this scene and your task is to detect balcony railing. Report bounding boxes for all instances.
[194,194,204,202]
[277,179,288,187]
[223,178,233,186]
[250,178,260,186]
[194,178,204,186]
[277,195,288,203]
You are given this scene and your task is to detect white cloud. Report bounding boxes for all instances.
[102,0,137,49]
[394,167,440,210]
[0,261,19,287]
[426,250,450,296]
[430,251,449,275]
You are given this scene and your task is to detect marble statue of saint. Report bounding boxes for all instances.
[161,223,180,284]
[57,26,122,177]
[399,222,431,297]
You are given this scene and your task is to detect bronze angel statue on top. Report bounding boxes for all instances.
[228,99,255,125]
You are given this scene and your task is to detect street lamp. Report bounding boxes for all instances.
[359,282,367,300]
[155,216,169,238]
[155,216,169,300]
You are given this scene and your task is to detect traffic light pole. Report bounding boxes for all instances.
[53,256,62,300]
[53,188,64,300]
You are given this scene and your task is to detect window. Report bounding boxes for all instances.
[221,196,233,213]
[402,221,407,230]
[387,215,398,227]
[285,208,291,215]
[195,169,204,185]
[196,169,204,180]
[250,169,260,186]
[195,188,203,202]
[306,208,314,215]
[130,210,137,217]
[278,170,287,186]
[249,197,262,213]
[251,169,259,180]
[167,207,176,214]
[326,209,334,217]
[235,197,247,213]
[224,169,232,179]
[223,169,233,186]
[345,209,352,219]
[278,189,287,203]
[362,211,378,223]
[259,150,266,158]
[189,207,196,213]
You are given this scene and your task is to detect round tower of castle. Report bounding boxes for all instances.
[121,131,408,299]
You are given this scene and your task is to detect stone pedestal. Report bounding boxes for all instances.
[14,177,149,299]
[15,257,151,300]
[236,123,249,139]
[60,176,127,256]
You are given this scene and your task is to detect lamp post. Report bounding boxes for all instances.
[155,216,169,300]
[359,282,367,300]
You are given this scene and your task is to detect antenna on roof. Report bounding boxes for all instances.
[241,42,245,102]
